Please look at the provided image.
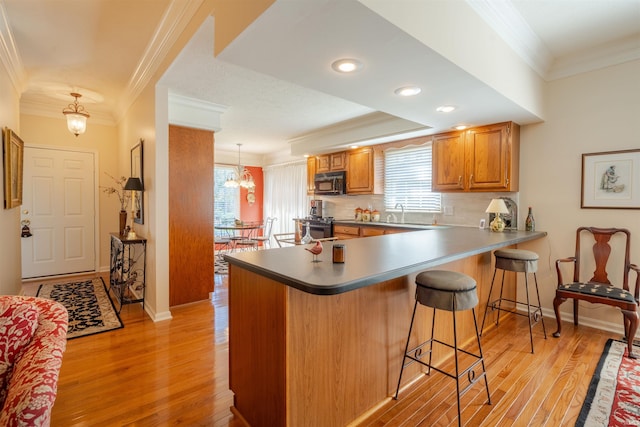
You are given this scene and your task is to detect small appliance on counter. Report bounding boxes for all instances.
[309,199,323,219]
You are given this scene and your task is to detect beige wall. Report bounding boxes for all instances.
[518,59,640,336]
[0,71,22,295]
[19,114,119,271]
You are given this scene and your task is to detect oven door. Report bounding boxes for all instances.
[303,223,332,239]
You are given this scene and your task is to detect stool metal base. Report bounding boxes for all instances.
[395,300,491,427]
[480,268,547,353]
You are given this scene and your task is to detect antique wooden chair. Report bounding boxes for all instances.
[553,227,640,358]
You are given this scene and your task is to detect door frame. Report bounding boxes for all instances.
[22,144,100,278]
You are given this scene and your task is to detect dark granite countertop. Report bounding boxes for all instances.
[224,227,547,296]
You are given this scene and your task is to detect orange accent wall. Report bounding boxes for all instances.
[239,165,263,232]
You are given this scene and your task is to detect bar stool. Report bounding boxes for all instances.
[394,270,491,427]
[480,248,547,353]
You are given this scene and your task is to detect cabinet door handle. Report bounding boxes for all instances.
[458,175,462,187]
[469,174,474,187]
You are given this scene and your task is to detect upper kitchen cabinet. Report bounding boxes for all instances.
[432,122,520,192]
[306,156,317,195]
[316,152,346,173]
[346,147,375,194]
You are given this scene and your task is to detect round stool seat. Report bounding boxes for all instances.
[494,249,539,273]
[415,270,478,311]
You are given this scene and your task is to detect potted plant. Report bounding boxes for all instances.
[101,173,131,235]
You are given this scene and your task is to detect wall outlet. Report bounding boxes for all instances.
[444,206,454,216]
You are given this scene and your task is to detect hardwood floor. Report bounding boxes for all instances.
[36,273,612,426]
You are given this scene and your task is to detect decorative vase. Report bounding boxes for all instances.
[119,210,127,235]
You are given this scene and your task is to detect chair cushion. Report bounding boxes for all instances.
[495,249,539,273]
[0,300,39,408]
[558,282,637,304]
[415,270,478,311]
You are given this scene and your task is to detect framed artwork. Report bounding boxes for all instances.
[131,139,144,223]
[3,127,24,209]
[581,149,640,209]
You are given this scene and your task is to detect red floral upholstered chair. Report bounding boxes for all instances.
[0,296,68,426]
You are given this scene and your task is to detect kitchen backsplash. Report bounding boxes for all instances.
[314,192,520,229]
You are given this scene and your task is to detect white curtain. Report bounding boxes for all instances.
[263,161,308,235]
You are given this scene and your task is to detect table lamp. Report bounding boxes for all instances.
[124,177,144,239]
[485,198,509,232]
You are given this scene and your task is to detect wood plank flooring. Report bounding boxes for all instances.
[30,273,613,426]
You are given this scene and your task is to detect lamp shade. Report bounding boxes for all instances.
[124,177,144,191]
[485,198,509,214]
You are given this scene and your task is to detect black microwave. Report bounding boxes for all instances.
[314,171,346,195]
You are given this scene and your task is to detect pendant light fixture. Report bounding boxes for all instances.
[224,144,255,189]
[62,92,90,136]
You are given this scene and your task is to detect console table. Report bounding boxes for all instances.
[109,233,146,312]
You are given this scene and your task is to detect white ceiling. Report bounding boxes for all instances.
[2,0,639,163]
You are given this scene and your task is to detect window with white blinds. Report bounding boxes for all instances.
[383,143,441,212]
[214,165,239,227]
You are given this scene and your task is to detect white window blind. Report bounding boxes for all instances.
[214,165,239,227]
[384,144,441,212]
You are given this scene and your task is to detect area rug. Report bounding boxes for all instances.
[214,254,228,275]
[36,277,123,339]
[576,339,640,426]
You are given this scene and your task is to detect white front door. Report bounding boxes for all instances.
[21,147,96,279]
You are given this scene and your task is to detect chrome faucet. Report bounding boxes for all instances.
[394,203,405,224]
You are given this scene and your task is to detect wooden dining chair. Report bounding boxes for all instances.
[553,227,640,358]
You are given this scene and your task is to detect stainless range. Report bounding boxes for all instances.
[298,217,333,239]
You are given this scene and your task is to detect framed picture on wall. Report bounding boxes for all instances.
[131,139,144,223]
[3,127,24,209]
[581,148,640,209]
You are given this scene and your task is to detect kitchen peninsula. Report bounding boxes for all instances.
[224,227,546,426]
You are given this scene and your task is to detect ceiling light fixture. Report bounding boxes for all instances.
[394,86,421,97]
[436,105,456,113]
[62,92,90,137]
[224,144,256,189]
[331,58,363,73]
[454,125,468,130]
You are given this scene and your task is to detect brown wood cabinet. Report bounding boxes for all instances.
[333,224,360,240]
[345,147,375,194]
[333,223,412,239]
[316,152,346,173]
[432,121,519,192]
[306,156,316,195]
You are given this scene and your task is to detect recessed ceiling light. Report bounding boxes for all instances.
[350,145,359,149]
[436,105,456,113]
[454,125,468,130]
[394,86,421,97]
[331,59,363,73]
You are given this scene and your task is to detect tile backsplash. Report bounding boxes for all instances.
[314,192,520,229]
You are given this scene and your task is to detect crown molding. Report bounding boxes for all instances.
[116,0,205,121]
[168,92,227,132]
[20,98,116,126]
[466,0,552,78]
[288,112,431,156]
[548,34,640,81]
[0,0,26,92]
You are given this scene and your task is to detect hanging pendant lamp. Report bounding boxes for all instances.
[224,144,255,189]
[62,92,90,137]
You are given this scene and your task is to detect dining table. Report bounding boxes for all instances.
[215,222,263,252]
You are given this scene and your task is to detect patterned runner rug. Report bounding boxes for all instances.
[576,339,640,426]
[36,277,123,339]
